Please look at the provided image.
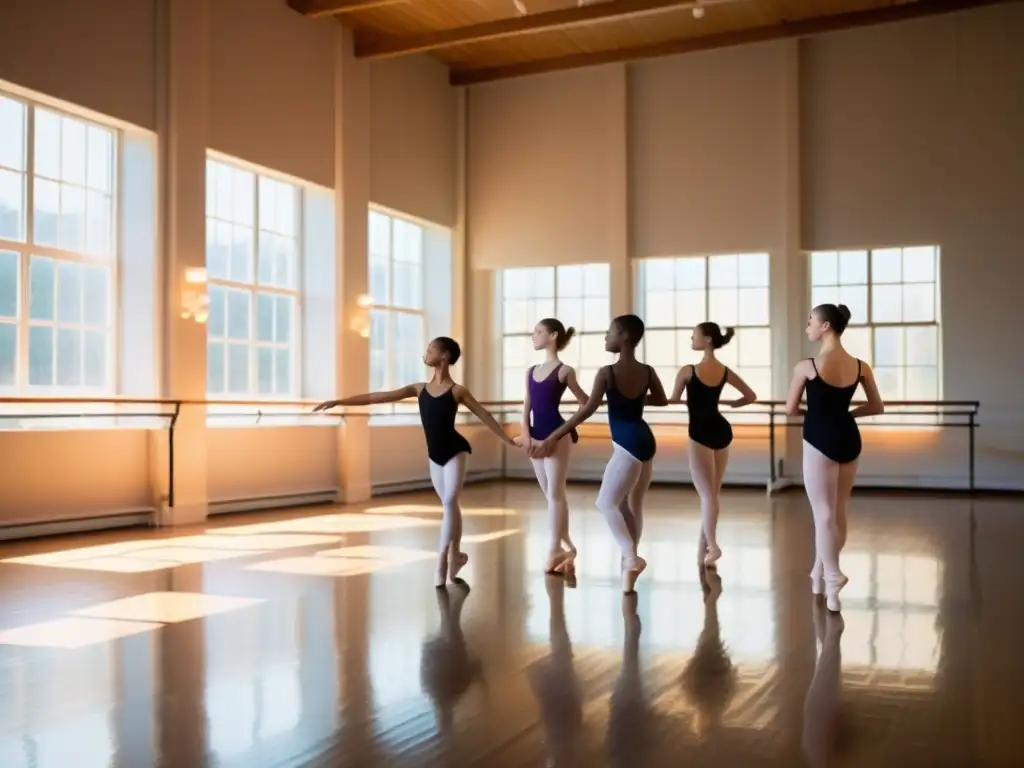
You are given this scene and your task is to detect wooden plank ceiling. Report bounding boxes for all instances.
[287,0,1012,84]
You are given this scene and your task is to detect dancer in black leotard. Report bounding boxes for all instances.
[786,304,884,612]
[670,322,757,568]
[314,337,517,587]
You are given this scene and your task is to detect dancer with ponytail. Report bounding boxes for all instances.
[670,322,757,567]
[786,304,884,612]
[531,315,668,594]
[518,319,589,575]
[314,337,518,588]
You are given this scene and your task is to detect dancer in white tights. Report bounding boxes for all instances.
[517,318,589,575]
[786,304,884,611]
[670,322,757,568]
[314,337,518,587]
[531,315,668,594]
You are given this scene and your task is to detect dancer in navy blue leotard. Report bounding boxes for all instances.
[518,318,589,575]
[786,304,884,612]
[314,337,518,588]
[531,315,668,594]
[670,322,757,567]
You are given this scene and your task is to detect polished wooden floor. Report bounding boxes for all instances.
[0,482,1021,767]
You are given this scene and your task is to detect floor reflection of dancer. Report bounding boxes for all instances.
[802,602,845,768]
[786,304,884,611]
[518,318,589,575]
[531,315,668,594]
[313,337,518,587]
[607,595,651,767]
[670,323,758,568]
[420,585,484,733]
[527,576,583,766]
[680,569,737,742]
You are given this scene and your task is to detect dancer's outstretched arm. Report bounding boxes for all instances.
[313,384,418,411]
[849,363,885,418]
[723,369,758,408]
[454,385,518,447]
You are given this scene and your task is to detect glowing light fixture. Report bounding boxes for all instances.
[181,266,210,323]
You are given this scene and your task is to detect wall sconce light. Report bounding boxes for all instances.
[181,267,210,324]
[356,294,374,309]
[350,293,374,338]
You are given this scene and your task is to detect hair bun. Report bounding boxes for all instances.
[565,326,576,338]
[837,304,852,321]
[723,326,736,342]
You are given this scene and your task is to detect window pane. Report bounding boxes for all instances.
[708,255,738,288]
[643,259,675,292]
[82,265,109,327]
[558,297,582,330]
[206,220,229,280]
[275,295,292,344]
[34,109,61,179]
[707,288,738,327]
[28,325,53,385]
[843,327,872,365]
[57,261,83,323]
[839,250,868,284]
[85,189,112,257]
[83,330,106,386]
[258,348,274,394]
[0,250,16,317]
[738,327,771,367]
[369,211,390,256]
[675,257,705,290]
[874,366,903,400]
[86,126,113,192]
[503,300,530,335]
[227,343,249,393]
[577,367,600,395]
[581,296,608,333]
[738,253,769,288]
[208,285,226,337]
[60,116,87,185]
[645,330,676,367]
[736,367,771,401]
[0,322,14,385]
[29,256,54,320]
[33,177,59,246]
[675,328,693,363]
[583,263,608,296]
[231,168,254,226]
[810,252,837,286]
[56,327,82,386]
[902,247,935,283]
[871,284,902,323]
[275,349,291,393]
[838,284,868,325]
[503,367,524,401]
[903,283,935,323]
[59,184,86,252]
[906,366,938,401]
[393,262,422,310]
[210,162,232,221]
[645,292,674,327]
[257,294,274,342]
[0,169,24,241]
[273,236,295,289]
[716,339,738,368]
[556,265,584,297]
[230,224,253,283]
[370,350,386,391]
[872,248,902,283]
[906,325,938,366]
[873,326,901,367]
[369,309,387,355]
[393,219,423,264]
[369,255,389,306]
[503,335,535,369]
[259,177,296,237]
[226,289,250,341]
[810,285,838,312]
[579,334,608,369]
[675,289,706,329]
[0,96,26,172]
[737,287,769,326]
[395,312,422,359]
[207,342,224,393]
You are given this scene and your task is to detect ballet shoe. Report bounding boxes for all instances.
[546,547,577,574]
[825,573,849,613]
[435,553,449,589]
[703,544,722,568]
[621,555,647,594]
[449,550,469,583]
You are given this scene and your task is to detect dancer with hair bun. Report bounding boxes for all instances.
[670,322,757,568]
[518,318,589,575]
[786,304,885,612]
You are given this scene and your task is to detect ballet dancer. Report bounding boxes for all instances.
[518,318,589,575]
[313,336,517,587]
[531,315,668,594]
[786,304,884,611]
[670,322,757,567]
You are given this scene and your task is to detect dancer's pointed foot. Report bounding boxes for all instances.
[435,552,449,588]
[449,550,469,583]
[825,573,849,613]
[622,555,647,594]
[703,543,722,568]
[545,546,577,575]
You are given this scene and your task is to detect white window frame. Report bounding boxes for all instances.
[634,253,773,424]
[0,86,121,411]
[808,245,942,425]
[204,153,303,403]
[498,263,612,411]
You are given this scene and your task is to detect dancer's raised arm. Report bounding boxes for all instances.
[313,384,419,412]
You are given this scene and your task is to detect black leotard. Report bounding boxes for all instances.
[686,365,733,451]
[606,365,656,462]
[418,385,472,465]
[802,358,862,464]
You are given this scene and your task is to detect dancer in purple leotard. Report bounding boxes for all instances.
[517,318,589,575]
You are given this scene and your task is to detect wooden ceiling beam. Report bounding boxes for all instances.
[449,0,1015,86]
[287,0,409,18]
[354,0,721,60]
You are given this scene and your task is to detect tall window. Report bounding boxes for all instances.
[368,209,427,394]
[500,264,611,402]
[205,157,300,398]
[635,253,772,403]
[0,92,117,393]
[809,247,941,407]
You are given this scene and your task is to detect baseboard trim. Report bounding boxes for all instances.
[0,510,153,542]
[208,490,339,516]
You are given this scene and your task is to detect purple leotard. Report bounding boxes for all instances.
[528,364,579,443]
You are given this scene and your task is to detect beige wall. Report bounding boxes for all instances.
[466,4,1024,490]
[0,0,467,529]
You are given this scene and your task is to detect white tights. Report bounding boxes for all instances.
[595,443,654,558]
[530,436,574,557]
[687,440,730,553]
[802,440,857,587]
[429,453,469,556]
